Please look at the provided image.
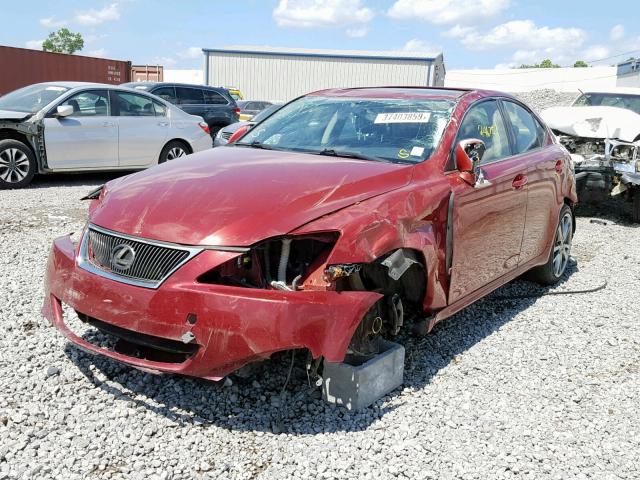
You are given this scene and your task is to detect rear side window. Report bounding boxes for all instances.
[114,92,158,117]
[502,101,544,154]
[60,90,110,117]
[153,100,167,117]
[176,87,204,105]
[152,86,177,104]
[456,100,511,164]
[203,90,228,105]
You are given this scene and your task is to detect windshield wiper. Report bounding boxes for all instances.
[315,148,388,163]
[235,140,275,150]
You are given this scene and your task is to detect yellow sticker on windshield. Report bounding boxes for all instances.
[478,124,497,138]
[397,148,410,159]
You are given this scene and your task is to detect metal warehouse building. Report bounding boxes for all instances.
[203,46,445,102]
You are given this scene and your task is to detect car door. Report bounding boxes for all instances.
[501,99,563,263]
[43,89,118,169]
[112,90,169,167]
[448,99,528,304]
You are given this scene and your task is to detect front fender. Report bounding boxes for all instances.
[292,183,450,312]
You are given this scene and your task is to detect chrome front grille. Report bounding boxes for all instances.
[78,224,202,288]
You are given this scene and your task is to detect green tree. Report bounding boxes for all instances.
[573,60,588,67]
[518,58,560,69]
[42,28,84,54]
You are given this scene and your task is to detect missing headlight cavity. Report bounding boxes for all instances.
[198,232,339,290]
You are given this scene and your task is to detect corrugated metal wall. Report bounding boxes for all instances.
[0,45,131,95]
[206,52,435,102]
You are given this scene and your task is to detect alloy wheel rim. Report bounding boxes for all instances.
[0,148,29,183]
[167,147,186,160]
[552,211,572,277]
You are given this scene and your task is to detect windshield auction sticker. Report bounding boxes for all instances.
[374,112,431,124]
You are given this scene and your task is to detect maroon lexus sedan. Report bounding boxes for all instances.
[44,87,577,380]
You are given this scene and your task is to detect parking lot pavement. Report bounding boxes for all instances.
[1,177,639,480]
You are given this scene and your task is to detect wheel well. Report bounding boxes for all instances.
[340,248,427,305]
[564,198,576,233]
[339,248,427,356]
[0,129,32,149]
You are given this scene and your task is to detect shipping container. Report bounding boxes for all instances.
[0,45,132,95]
[131,65,164,82]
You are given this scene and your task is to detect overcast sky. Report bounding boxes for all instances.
[1,0,637,69]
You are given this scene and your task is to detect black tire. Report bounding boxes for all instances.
[529,204,573,285]
[0,139,37,189]
[158,140,190,164]
[632,189,640,223]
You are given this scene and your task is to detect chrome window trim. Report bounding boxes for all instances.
[77,224,249,289]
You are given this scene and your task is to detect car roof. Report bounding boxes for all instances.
[122,81,227,91]
[307,86,510,101]
[35,81,113,89]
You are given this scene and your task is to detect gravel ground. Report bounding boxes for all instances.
[513,89,578,113]
[1,90,639,479]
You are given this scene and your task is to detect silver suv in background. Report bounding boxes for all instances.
[0,82,213,189]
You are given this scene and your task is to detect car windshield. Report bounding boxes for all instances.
[236,95,455,163]
[0,84,70,113]
[573,92,640,115]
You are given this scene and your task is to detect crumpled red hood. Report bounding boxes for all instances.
[90,147,413,246]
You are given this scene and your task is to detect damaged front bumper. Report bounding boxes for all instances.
[559,136,640,202]
[42,234,381,380]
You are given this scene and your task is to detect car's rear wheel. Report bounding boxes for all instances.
[159,140,190,164]
[529,204,573,285]
[0,139,37,189]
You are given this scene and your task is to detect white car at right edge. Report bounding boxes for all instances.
[540,87,640,222]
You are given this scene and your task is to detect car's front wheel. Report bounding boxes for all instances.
[529,204,573,285]
[0,139,37,189]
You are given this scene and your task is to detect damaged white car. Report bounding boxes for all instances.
[541,88,640,222]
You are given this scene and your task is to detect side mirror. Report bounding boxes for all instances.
[455,138,486,185]
[56,105,74,118]
[227,124,251,144]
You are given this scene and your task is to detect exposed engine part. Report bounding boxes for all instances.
[270,280,293,291]
[278,238,292,283]
[324,263,362,280]
[381,249,420,281]
[556,133,605,159]
[198,233,338,290]
[556,131,640,207]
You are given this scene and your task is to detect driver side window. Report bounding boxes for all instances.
[457,100,510,164]
[59,90,110,117]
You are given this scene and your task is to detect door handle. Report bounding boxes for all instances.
[512,174,528,189]
[157,121,169,127]
[555,159,563,173]
[102,121,115,127]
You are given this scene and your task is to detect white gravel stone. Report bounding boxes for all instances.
[1,133,639,479]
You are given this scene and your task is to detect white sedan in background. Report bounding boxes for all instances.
[0,82,213,188]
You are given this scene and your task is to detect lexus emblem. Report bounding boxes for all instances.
[111,244,136,270]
